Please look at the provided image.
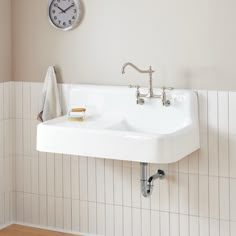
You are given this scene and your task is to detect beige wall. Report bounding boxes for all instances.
[12,0,236,90]
[0,0,11,82]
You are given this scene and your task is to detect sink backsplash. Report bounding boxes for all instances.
[1,81,236,236]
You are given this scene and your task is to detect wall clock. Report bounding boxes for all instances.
[49,0,82,31]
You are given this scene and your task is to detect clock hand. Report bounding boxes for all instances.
[55,4,66,13]
[63,4,74,12]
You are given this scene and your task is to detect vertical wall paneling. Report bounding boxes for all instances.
[1,82,235,236]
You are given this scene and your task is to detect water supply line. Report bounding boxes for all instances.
[140,162,165,197]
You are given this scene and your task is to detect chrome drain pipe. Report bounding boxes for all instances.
[140,162,165,197]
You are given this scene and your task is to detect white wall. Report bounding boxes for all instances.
[0,0,11,82]
[12,81,236,236]
[12,0,236,90]
[0,82,14,227]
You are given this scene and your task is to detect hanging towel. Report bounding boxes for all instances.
[37,66,62,122]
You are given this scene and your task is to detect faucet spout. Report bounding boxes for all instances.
[122,62,155,97]
[122,62,154,75]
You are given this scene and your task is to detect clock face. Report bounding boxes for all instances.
[49,0,80,30]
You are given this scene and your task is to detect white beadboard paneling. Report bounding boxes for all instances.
[30,120,38,158]
[142,209,151,236]
[88,157,97,202]
[209,176,219,219]
[96,159,105,203]
[106,204,114,236]
[15,119,23,155]
[218,92,229,177]
[160,212,169,236]
[63,198,72,231]
[23,157,31,193]
[55,197,63,229]
[220,220,230,236]
[80,201,88,233]
[133,208,141,236]
[7,83,236,236]
[55,154,63,198]
[180,214,189,236]
[199,217,209,236]
[179,173,189,215]
[30,82,42,120]
[230,178,236,221]
[0,122,4,157]
[229,92,236,178]
[189,151,198,174]
[114,206,122,236]
[114,160,123,205]
[31,156,39,194]
[198,91,208,175]
[23,120,31,156]
[219,177,230,221]
[47,154,55,196]
[63,155,71,199]
[122,163,132,207]
[3,82,10,119]
[15,82,23,119]
[0,194,4,224]
[97,203,105,236]
[179,155,189,173]
[0,84,3,121]
[208,91,219,176]
[79,156,88,201]
[88,202,97,235]
[189,216,199,236]
[199,175,209,218]
[151,210,160,236]
[47,196,55,227]
[189,174,199,216]
[31,194,39,225]
[123,207,132,236]
[22,82,31,120]
[72,199,80,232]
[231,221,236,236]
[210,219,219,236]
[170,213,179,236]
[16,155,24,192]
[169,172,179,213]
[4,192,10,223]
[39,195,47,226]
[39,152,47,195]
[16,192,24,223]
[24,193,32,223]
[71,156,80,199]
[105,159,114,205]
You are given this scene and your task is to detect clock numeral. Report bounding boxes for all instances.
[72,15,76,19]
[69,20,72,25]
[63,22,66,26]
[74,9,76,13]
[52,10,56,14]
[54,16,57,20]
[58,20,61,24]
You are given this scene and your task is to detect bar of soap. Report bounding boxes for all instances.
[68,108,86,121]
[72,108,86,112]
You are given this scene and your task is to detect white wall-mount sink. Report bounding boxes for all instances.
[37,85,200,164]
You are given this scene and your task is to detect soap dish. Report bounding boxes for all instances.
[67,108,86,121]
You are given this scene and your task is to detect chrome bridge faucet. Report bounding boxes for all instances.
[122,62,173,106]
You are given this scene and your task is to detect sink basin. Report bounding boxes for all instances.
[37,85,200,163]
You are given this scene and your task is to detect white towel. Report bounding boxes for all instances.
[37,66,62,122]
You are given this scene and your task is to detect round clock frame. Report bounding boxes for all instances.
[48,0,82,31]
